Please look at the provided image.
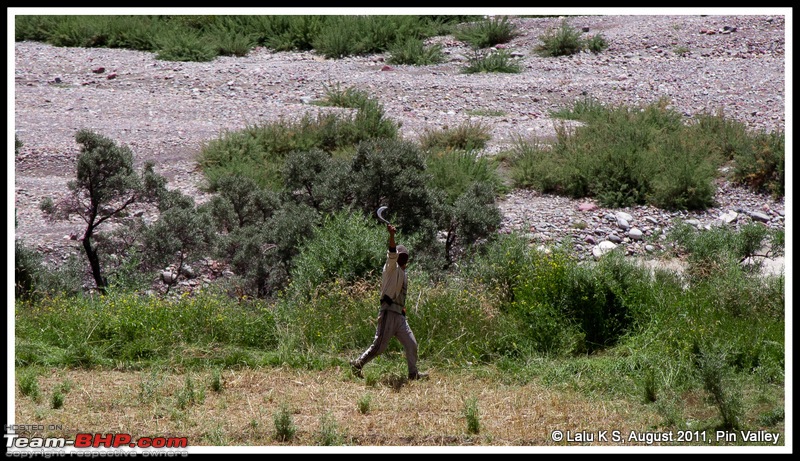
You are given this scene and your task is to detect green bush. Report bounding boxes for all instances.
[255,15,327,51]
[288,210,387,298]
[347,139,437,235]
[207,24,257,57]
[425,149,503,205]
[15,240,42,300]
[733,129,785,198]
[273,403,297,442]
[585,33,609,53]
[454,16,519,49]
[317,83,372,109]
[535,19,608,57]
[462,49,522,74]
[18,369,42,402]
[155,28,216,62]
[419,120,492,152]
[199,94,398,192]
[281,148,349,211]
[534,19,584,57]
[387,37,445,65]
[508,99,720,210]
[15,15,62,42]
[692,341,745,430]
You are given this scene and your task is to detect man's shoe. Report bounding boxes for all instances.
[408,371,428,381]
[350,360,363,378]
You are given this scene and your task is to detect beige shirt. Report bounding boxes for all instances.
[380,250,407,313]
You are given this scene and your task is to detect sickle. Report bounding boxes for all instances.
[376,206,390,224]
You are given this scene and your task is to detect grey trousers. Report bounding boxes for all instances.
[355,309,418,375]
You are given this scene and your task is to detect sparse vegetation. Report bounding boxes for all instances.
[462,49,522,74]
[387,37,445,65]
[454,16,520,49]
[534,19,609,57]
[506,97,785,209]
[464,396,481,434]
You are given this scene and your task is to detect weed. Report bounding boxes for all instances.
[463,49,522,74]
[693,342,744,431]
[419,120,492,152]
[51,390,65,409]
[316,412,344,446]
[455,16,519,49]
[18,370,41,402]
[387,37,445,65]
[175,374,205,410]
[357,393,373,414]
[674,45,690,56]
[211,368,224,393]
[464,396,481,434]
[535,19,584,57]
[273,403,297,442]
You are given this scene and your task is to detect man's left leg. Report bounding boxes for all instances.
[395,316,425,380]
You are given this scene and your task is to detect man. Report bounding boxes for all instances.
[350,224,427,381]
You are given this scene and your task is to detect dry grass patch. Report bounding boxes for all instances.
[12,366,683,448]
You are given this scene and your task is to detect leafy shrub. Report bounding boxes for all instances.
[199,95,398,192]
[733,129,785,198]
[425,149,503,205]
[15,240,42,300]
[208,27,257,57]
[255,15,327,51]
[585,33,609,53]
[535,19,608,57]
[273,403,297,442]
[534,19,584,57]
[155,29,216,62]
[316,412,344,446]
[667,221,784,282]
[282,148,348,211]
[443,182,503,262]
[15,15,62,42]
[347,139,437,235]
[419,120,492,152]
[454,16,519,49]
[462,49,522,74]
[18,369,42,402]
[387,37,445,65]
[288,210,387,297]
[508,99,719,210]
[692,342,744,430]
[317,82,372,109]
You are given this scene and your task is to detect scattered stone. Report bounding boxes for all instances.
[748,211,771,223]
[592,240,617,259]
[161,271,177,284]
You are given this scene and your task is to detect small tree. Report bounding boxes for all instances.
[40,129,165,294]
[439,181,502,266]
[142,191,216,294]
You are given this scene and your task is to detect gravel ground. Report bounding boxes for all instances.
[12,14,786,273]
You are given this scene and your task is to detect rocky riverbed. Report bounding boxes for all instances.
[13,14,786,279]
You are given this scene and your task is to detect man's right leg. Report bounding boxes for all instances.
[352,310,394,375]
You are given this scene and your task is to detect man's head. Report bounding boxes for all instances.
[396,245,409,267]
